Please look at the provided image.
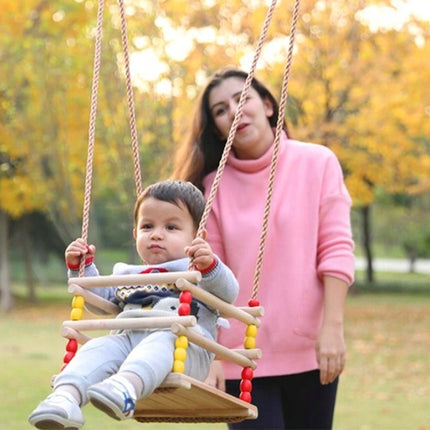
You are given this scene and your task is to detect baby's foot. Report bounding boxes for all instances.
[28,391,84,429]
[87,377,136,420]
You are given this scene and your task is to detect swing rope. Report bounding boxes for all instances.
[64,0,142,369]
[78,0,104,277]
[251,0,301,300]
[118,0,143,196]
[78,0,142,276]
[197,0,301,302]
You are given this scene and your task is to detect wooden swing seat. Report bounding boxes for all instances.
[134,372,258,423]
[64,271,263,423]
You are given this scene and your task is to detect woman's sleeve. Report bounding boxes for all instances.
[317,153,355,285]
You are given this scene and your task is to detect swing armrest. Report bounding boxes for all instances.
[68,283,121,315]
[171,323,258,370]
[176,278,262,327]
[61,326,92,344]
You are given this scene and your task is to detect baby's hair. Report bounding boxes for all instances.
[134,180,206,230]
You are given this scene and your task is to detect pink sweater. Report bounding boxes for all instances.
[203,133,355,379]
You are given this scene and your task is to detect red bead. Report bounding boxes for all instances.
[66,339,78,353]
[240,391,252,403]
[180,291,193,304]
[241,367,254,380]
[248,299,260,307]
[63,351,75,364]
[178,303,191,315]
[240,379,252,392]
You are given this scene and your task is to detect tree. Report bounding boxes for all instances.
[2,0,430,299]
[258,0,430,281]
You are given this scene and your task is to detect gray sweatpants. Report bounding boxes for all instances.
[54,328,212,404]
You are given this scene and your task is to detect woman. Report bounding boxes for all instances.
[173,68,355,429]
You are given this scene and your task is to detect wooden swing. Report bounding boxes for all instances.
[58,0,301,423]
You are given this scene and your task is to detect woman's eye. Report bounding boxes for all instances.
[214,107,226,117]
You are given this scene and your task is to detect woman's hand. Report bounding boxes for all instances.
[316,320,346,385]
[205,360,226,391]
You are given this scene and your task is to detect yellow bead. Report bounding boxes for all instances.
[173,360,185,373]
[175,335,188,349]
[244,337,256,349]
[246,324,258,338]
[70,308,83,321]
[174,347,187,362]
[72,295,85,309]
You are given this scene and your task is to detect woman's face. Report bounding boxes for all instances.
[208,77,274,159]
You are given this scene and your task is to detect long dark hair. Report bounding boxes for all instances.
[173,68,286,192]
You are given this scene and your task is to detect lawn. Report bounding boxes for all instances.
[1,284,429,430]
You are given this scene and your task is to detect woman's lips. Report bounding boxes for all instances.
[237,123,249,131]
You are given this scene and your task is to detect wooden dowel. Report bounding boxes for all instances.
[68,284,120,315]
[176,278,261,327]
[235,306,265,317]
[63,315,197,332]
[214,348,262,361]
[61,326,92,345]
[170,323,258,370]
[231,348,262,360]
[68,271,201,289]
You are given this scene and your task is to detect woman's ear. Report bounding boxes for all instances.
[133,228,137,239]
[263,97,274,118]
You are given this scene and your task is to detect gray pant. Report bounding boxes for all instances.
[54,328,212,404]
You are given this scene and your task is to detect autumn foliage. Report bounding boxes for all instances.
[1,0,429,222]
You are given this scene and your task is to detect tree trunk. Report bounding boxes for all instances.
[21,220,37,302]
[361,205,374,283]
[0,210,13,312]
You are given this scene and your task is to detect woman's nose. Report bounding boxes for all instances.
[228,102,238,119]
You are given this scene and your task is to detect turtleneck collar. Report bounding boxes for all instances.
[227,130,287,173]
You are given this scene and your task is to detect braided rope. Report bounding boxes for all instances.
[79,0,104,277]
[251,0,301,299]
[197,0,301,301]
[118,0,142,196]
[196,0,279,239]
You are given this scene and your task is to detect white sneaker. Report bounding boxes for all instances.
[87,377,136,421]
[28,391,84,429]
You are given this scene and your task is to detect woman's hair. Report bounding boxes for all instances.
[173,67,286,192]
[134,179,206,230]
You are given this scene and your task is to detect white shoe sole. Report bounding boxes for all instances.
[28,412,82,430]
[87,389,133,421]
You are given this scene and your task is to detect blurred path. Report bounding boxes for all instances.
[355,257,430,274]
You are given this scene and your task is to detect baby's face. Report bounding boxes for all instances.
[134,197,195,265]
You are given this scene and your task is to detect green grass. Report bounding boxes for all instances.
[3,280,430,430]
[1,292,225,430]
[334,292,430,430]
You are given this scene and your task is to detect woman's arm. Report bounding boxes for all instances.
[316,275,349,385]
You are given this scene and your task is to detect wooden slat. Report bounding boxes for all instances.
[68,271,201,289]
[134,373,258,423]
[176,278,261,327]
[171,323,258,369]
[62,315,196,331]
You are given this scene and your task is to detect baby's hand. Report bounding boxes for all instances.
[65,238,96,267]
[185,237,215,272]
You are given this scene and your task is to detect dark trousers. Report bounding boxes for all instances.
[226,370,338,430]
